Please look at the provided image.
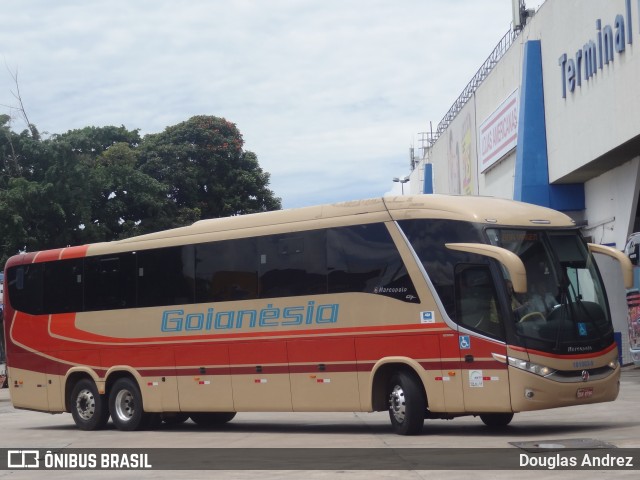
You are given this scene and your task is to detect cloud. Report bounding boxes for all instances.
[1,0,513,209]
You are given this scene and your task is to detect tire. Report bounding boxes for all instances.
[109,377,145,431]
[480,413,514,429]
[190,412,236,426]
[162,412,190,425]
[70,378,110,431]
[388,371,426,435]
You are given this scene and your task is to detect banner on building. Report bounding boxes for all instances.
[479,89,519,173]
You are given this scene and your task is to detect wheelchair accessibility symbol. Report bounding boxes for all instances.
[459,335,471,350]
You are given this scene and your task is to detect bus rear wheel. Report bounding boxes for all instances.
[70,378,109,431]
[480,413,514,428]
[190,412,236,426]
[387,371,426,435]
[109,377,145,431]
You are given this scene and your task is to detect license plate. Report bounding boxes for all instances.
[576,387,593,399]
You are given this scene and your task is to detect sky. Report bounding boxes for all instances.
[0,0,515,209]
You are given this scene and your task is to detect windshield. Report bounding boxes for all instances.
[486,228,613,353]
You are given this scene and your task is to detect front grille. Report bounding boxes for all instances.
[547,365,615,383]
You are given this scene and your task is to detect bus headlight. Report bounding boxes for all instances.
[508,357,556,377]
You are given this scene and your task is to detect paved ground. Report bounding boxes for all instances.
[0,366,638,479]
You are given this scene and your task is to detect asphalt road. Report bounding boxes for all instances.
[0,366,639,479]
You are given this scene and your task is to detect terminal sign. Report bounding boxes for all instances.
[558,0,634,98]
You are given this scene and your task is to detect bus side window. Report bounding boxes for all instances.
[327,224,419,302]
[43,258,84,314]
[455,265,504,340]
[398,219,485,317]
[85,254,137,311]
[258,231,327,298]
[7,264,44,315]
[195,238,259,302]
[137,246,195,308]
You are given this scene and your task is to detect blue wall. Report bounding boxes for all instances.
[514,40,585,211]
[423,163,433,194]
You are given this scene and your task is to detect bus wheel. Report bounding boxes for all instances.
[162,412,190,425]
[190,412,236,426]
[480,413,514,428]
[70,378,109,431]
[387,371,425,435]
[109,378,145,431]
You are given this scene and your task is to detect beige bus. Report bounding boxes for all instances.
[2,195,632,435]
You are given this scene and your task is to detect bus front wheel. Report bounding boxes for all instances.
[109,377,145,431]
[387,371,426,435]
[70,378,110,431]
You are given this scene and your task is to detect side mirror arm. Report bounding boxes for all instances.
[445,243,527,293]
[588,243,633,289]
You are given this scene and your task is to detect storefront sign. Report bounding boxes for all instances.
[478,89,519,173]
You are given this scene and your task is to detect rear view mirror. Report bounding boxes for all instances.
[445,243,527,294]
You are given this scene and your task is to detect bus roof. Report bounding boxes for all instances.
[7,195,577,263]
[113,194,575,245]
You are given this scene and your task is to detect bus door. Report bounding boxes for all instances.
[454,265,512,413]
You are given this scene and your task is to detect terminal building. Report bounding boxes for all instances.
[406,0,640,364]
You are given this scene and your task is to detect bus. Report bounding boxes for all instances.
[2,195,632,435]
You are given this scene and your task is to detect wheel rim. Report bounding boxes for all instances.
[113,389,136,422]
[75,388,96,421]
[389,384,406,424]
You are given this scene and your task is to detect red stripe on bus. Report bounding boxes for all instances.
[509,342,617,359]
[34,248,65,263]
[60,245,89,259]
[11,309,513,373]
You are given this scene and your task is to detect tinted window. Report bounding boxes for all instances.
[258,231,327,298]
[399,219,485,318]
[7,223,421,314]
[137,246,195,307]
[44,259,84,313]
[195,238,259,302]
[328,224,418,302]
[85,253,136,311]
[455,264,504,339]
[7,264,44,315]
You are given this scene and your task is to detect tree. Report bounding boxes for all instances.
[0,113,66,261]
[0,113,281,263]
[90,142,170,238]
[139,115,281,223]
[53,125,141,155]
[0,177,65,257]
[0,125,163,261]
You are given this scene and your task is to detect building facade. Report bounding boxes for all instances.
[409,0,640,363]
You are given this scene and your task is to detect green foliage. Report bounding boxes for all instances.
[139,116,281,222]
[0,116,281,264]
[0,178,65,254]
